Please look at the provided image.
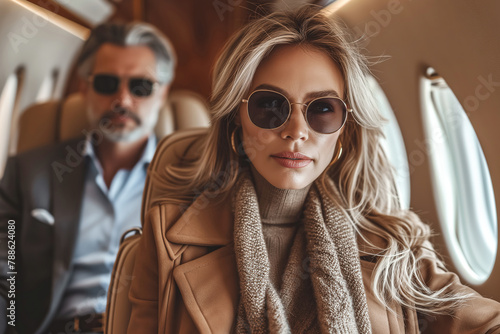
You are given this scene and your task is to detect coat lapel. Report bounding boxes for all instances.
[167,193,240,333]
[173,245,239,333]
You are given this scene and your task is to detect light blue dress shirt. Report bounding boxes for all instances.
[56,135,156,319]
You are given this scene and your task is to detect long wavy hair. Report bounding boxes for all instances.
[156,6,469,315]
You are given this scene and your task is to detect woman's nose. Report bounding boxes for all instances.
[280,104,309,141]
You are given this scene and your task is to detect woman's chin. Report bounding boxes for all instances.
[262,172,314,190]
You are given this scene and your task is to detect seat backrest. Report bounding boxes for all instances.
[16,90,210,153]
[141,127,207,224]
[105,128,206,333]
[105,228,142,334]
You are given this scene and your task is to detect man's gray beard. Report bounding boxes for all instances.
[102,109,159,143]
[103,126,148,143]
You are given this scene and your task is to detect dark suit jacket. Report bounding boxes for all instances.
[0,137,87,334]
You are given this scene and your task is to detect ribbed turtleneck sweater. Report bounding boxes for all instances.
[251,167,311,290]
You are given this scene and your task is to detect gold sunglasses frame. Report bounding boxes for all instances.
[241,89,353,134]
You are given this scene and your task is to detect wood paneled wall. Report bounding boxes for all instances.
[27,0,322,100]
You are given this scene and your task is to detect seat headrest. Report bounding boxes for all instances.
[17,100,61,153]
[17,90,210,154]
[155,90,211,138]
[60,93,89,142]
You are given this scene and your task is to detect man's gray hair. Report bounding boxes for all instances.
[76,22,176,84]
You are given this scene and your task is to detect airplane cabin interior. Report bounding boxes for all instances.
[0,0,499,332]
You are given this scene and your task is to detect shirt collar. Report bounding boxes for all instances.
[83,134,157,172]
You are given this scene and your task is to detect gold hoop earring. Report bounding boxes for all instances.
[328,139,343,167]
[231,128,240,156]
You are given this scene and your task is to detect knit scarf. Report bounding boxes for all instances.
[233,172,372,334]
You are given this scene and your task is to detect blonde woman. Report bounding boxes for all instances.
[127,6,500,333]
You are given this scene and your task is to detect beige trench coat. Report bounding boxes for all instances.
[127,193,500,333]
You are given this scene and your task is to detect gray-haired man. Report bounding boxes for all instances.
[0,22,175,334]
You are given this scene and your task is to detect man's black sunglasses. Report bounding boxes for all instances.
[89,74,159,97]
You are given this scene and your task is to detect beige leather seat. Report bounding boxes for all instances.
[17,90,210,153]
[105,128,206,333]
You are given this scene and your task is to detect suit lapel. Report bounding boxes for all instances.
[49,139,87,319]
[167,193,240,333]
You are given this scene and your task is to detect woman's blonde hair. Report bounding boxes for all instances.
[157,5,468,315]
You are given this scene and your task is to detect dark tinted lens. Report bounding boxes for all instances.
[247,91,289,129]
[129,78,155,97]
[306,98,346,133]
[93,74,119,95]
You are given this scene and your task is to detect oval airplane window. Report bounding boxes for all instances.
[0,74,19,176]
[421,68,497,284]
[367,75,410,209]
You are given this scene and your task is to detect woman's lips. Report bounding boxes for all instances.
[271,152,313,168]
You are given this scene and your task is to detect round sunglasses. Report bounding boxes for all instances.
[241,89,352,134]
[89,74,159,97]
